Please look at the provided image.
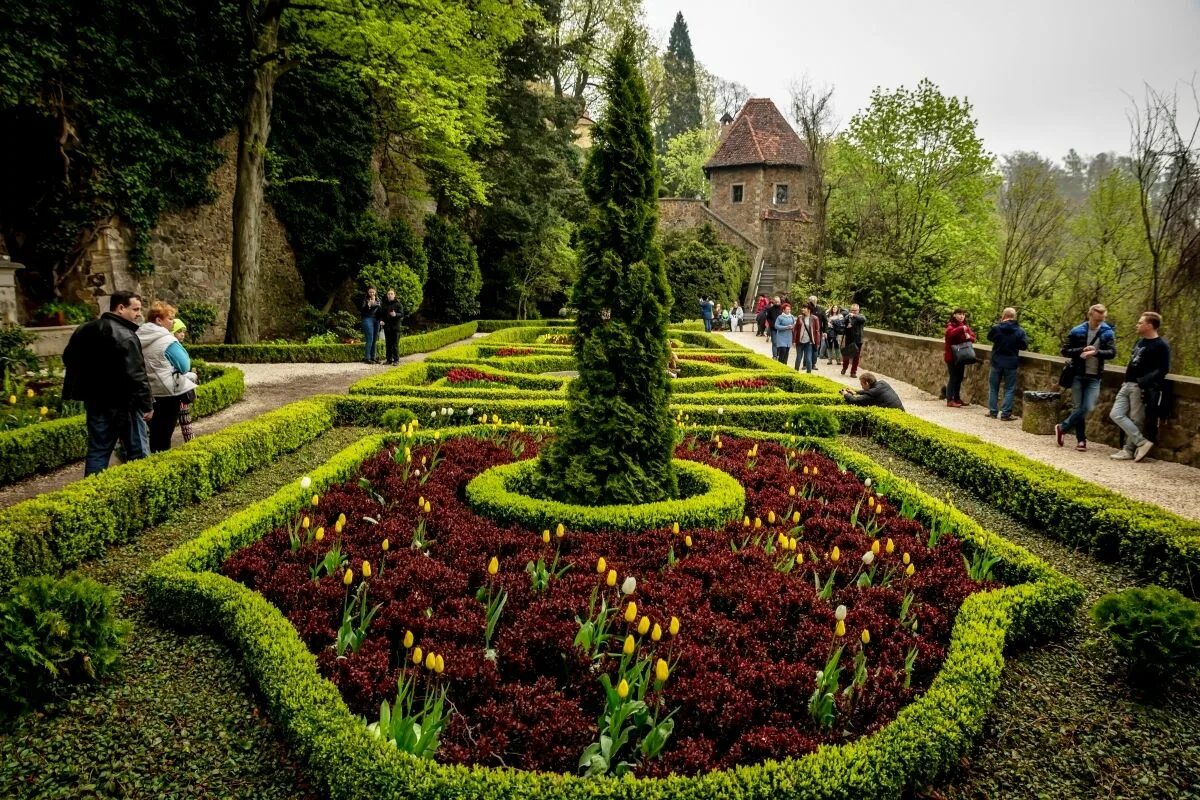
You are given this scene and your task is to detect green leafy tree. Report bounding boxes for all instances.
[224,0,526,343]
[659,127,717,199]
[536,31,677,505]
[661,223,749,319]
[359,261,423,321]
[656,12,703,153]
[423,215,481,322]
[828,79,998,332]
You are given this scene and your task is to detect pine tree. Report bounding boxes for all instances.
[656,12,703,153]
[536,30,678,506]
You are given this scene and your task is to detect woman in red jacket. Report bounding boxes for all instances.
[943,309,976,407]
[792,304,822,373]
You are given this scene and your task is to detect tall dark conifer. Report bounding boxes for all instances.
[537,30,677,506]
[656,12,703,153]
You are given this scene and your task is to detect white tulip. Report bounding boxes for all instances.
[717,407,724,415]
[862,551,875,566]
[621,576,637,595]
[834,604,847,621]
[864,478,872,488]
[300,476,312,490]
[467,407,475,416]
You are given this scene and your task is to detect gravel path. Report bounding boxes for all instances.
[720,329,1200,521]
[0,335,482,509]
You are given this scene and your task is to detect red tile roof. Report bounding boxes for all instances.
[705,98,810,170]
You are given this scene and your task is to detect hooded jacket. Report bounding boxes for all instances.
[987,320,1028,369]
[62,313,153,412]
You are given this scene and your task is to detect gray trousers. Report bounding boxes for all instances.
[1109,382,1147,452]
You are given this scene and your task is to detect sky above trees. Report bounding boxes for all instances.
[642,0,1200,160]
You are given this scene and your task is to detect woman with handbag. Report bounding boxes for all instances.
[137,301,199,452]
[943,309,977,407]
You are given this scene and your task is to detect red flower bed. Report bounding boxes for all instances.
[224,435,982,776]
[714,377,770,390]
[495,347,535,357]
[679,354,723,363]
[446,368,506,384]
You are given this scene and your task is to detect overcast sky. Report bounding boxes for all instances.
[642,0,1200,163]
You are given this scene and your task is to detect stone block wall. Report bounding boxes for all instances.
[859,327,1200,466]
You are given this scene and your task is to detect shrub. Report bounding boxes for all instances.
[0,573,130,713]
[790,406,840,437]
[0,325,38,384]
[423,215,482,322]
[34,301,92,325]
[379,407,417,431]
[302,305,361,342]
[188,323,477,364]
[175,300,218,341]
[1092,585,1200,687]
[359,261,423,322]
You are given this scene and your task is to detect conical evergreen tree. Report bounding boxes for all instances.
[536,30,678,506]
[656,12,703,153]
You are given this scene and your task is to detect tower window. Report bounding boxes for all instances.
[774,184,788,205]
[731,184,744,203]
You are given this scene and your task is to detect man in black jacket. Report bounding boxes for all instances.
[62,291,154,475]
[986,307,1028,420]
[841,304,866,377]
[1109,311,1171,462]
[840,372,905,410]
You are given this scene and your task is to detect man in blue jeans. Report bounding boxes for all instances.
[985,307,1028,420]
[1055,304,1116,452]
[699,296,714,332]
[62,290,154,475]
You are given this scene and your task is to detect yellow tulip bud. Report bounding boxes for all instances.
[796,551,804,564]
[835,619,846,637]
[434,654,445,674]
[26,388,35,398]
[617,679,630,699]
[542,529,551,544]
[315,528,325,542]
[637,616,650,636]
[487,556,499,576]
[768,510,776,524]
[425,651,436,670]
[655,658,669,683]
[871,540,881,555]
[885,538,895,554]
[902,552,911,565]
[861,629,871,645]
[423,500,431,513]
[418,496,425,509]
[683,535,693,548]
[651,623,662,641]
[803,465,810,475]
[669,616,680,637]
[789,485,796,497]
[813,466,819,476]
[421,456,427,466]
[792,511,800,524]
[302,516,311,529]
[382,538,390,552]
[596,557,607,574]
[403,630,414,649]
[6,395,14,405]
[743,516,750,528]
[868,496,875,508]
[777,532,788,547]
[337,514,346,528]
[39,406,48,416]
[623,635,636,656]
[556,524,565,539]
[432,431,440,441]
[672,522,680,535]
[606,569,617,587]
[624,602,637,623]
[312,494,320,507]
[362,561,371,578]
[830,546,841,562]
[412,646,423,664]
[905,563,916,577]
[343,569,354,586]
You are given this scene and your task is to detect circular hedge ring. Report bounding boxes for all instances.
[465,458,745,532]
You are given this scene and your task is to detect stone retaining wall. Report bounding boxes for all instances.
[859,328,1200,467]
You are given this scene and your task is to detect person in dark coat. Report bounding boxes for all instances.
[62,290,153,475]
[840,372,905,410]
[1056,303,1116,451]
[841,304,866,377]
[824,304,844,364]
[943,308,977,407]
[377,289,404,365]
[360,286,382,363]
[986,307,1028,420]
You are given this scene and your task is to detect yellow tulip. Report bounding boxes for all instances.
[624,602,637,622]
[302,516,311,529]
[668,616,680,637]
[606,569,617,587]
[871,540,881,555]
[418,496,425,509]
[337,512,347,527]
[26,388,35,398]
[434,654,445,674]
[651,623,662,642]
[315,528,325,542]
[754,517,762,530]
[343,569,354,586]
[423,500,431,513]
[861,629,871,645]
[830,546,841,562]
[777,532,788,547]
[412,646,423,664]
[487,556,499,576]
[311,494,320,508]
[803,465,810,475]
[768,510,776,524]
[542,529,551,544]
[382,538,390,552]
[421,456,427,466]
[655,658,669,683]
[362,561,371,578]
[39,406,48,417]
[885,538,895,554]
[902,552,911,565]
[743,516,750,528]
[813,466,819,476]
[617,679,630,699]
[7,395,15,405]
[637,616,650,636]
[789,485,796,497]
[792,511,800,524]
[556,524,565,539]
[905,563,916,577]
[623,635,635,656]
[672,522,680,535]
[796,552,804,564]
[425,651,436,670]
[403,630,414,649]
[684,535,693,548]
[835,619,846,637]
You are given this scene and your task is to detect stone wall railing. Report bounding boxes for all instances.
[859,327,1200,467]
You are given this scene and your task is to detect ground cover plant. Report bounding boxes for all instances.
[221,432,984,776]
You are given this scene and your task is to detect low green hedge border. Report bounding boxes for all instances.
[476,319,574,332]
[143,429,1078,800]
[0,398,336,590]
[829,407,1200,597]
[465,458,745,532]
[0,363,246,487]
[187,322,478,363]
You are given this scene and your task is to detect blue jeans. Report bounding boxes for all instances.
[988,365,1018,416]
[775,345,791,364]
[1061,375,1101,442]
[362,317,379,361]
[85,406,149,476]
[794,342,816,372]
[702,317,713,332]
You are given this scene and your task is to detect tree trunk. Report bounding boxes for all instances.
[226,9,281,344]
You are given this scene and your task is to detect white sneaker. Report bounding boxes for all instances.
[1134,440,1154,462]
[1110,450,1134,460]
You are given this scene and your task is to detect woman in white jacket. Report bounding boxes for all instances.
[136,301,198,452]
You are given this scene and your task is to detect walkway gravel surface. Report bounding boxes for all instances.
[720,329,1200,521]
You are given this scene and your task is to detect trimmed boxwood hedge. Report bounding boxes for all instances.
[476,319,575,332]
[187,322,478,363]
[143,429,1079,800]
[0,363,246,487]
[0,398,336,590]
[466,458,745,532]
